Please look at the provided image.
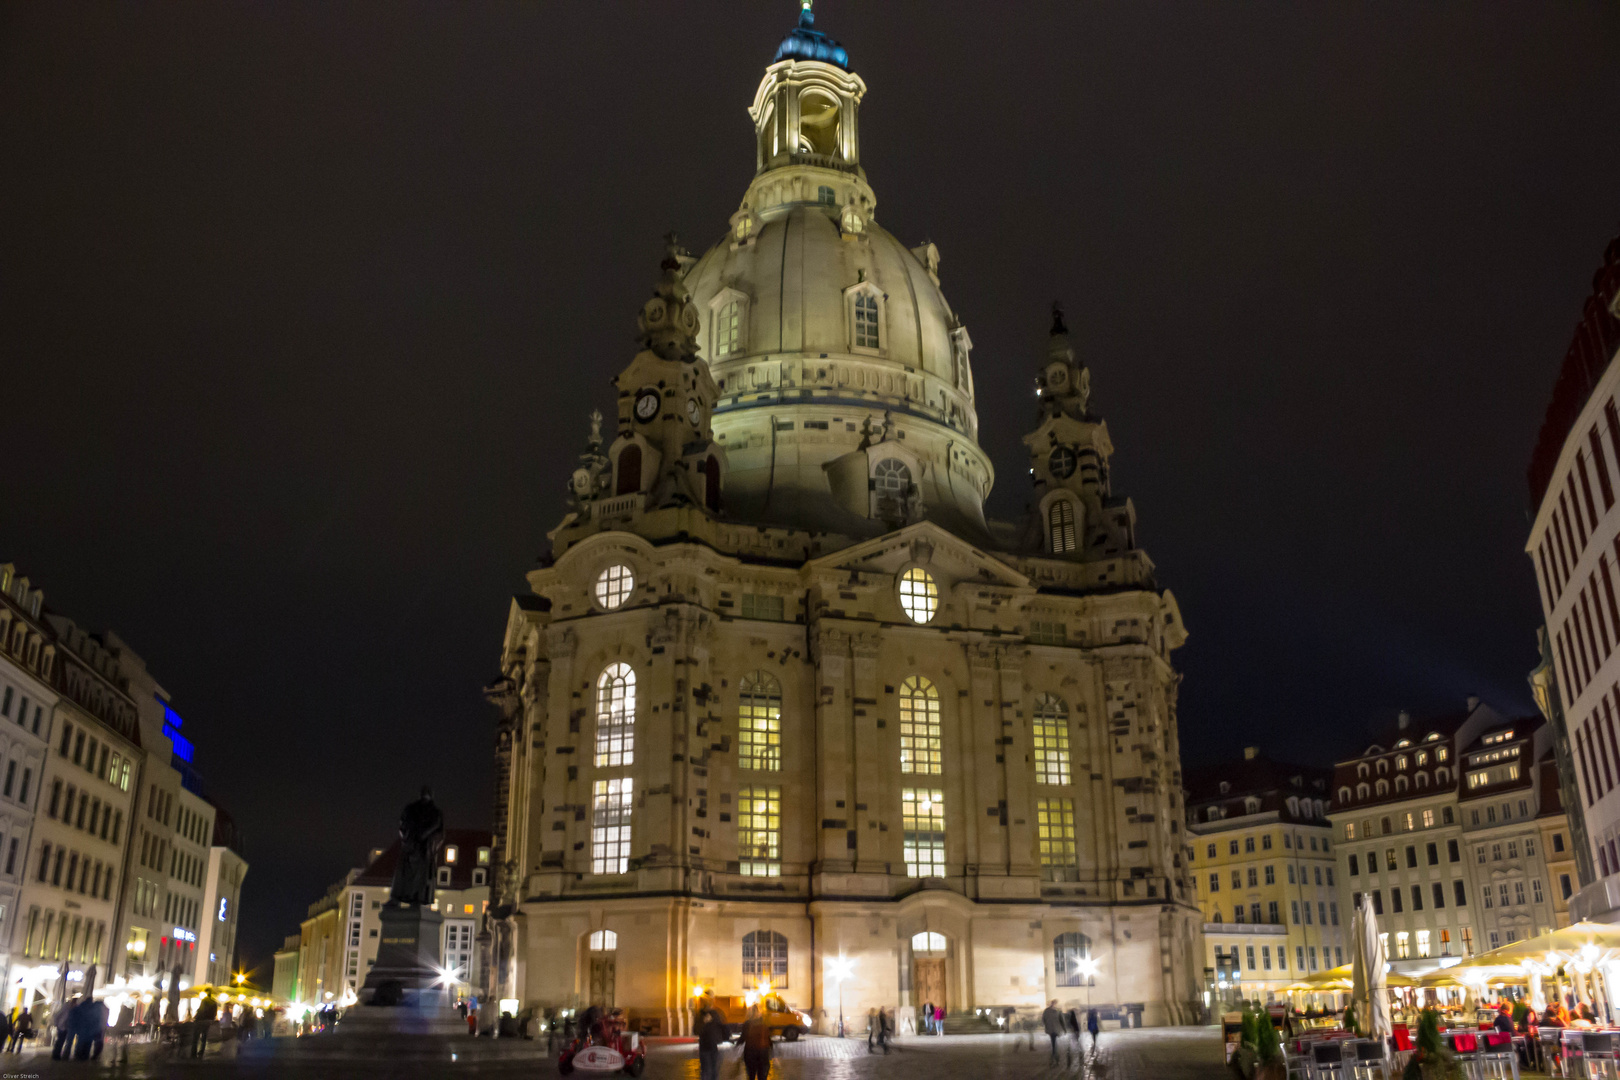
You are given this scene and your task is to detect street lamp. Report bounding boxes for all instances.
[825,956,854,1038]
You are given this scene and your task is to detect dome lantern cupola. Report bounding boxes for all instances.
[750,4,866,182]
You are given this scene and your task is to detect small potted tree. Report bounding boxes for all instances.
[1403,1007,1463,1080]
[1252,1009,1286,1080]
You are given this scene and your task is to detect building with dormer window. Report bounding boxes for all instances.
[483,4,1201,1036]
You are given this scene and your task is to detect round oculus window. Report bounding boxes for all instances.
[898,567,938,624]
[1048,446,1078,480]
[594,564,635,610]
[633,389,661,422]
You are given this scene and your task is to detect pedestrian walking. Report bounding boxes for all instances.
[192,993,218,1058]
[1064,1007,1080,1065]
[1086,1008,1100,1058]
[867,1007,879,1052]
[739,1006,773,1080]
[878,1007,893,1054]
[698,1008,728,1080]
[934,1004,945,1036]
[9,1009,34,1052]
[921,1000,933,1036]
[1042,1000,1064,1064]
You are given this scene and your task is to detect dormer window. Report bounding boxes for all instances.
[1396,756,1408,770]
[1357,763,1369,779]
[477,847,490,865]
[1218,781,1230,795]
[715,301,740,356]
[472,868,486,886]
[854,293,879,348]
[444,845,458,864]
[1244,797,1260,814]
[437,866,451,886]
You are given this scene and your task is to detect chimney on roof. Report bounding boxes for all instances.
[1397,710,1410,730]
[1243,747,1259,760]
[1466,695,1480,712]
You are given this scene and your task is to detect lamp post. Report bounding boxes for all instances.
[826,956,854,1038]
[1075,957,1100,1054]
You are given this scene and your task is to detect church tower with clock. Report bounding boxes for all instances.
[485,3,1202,1033]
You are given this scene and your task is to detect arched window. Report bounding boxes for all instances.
[616,445,641,496]
[1357,763,1369,779]
[1415,772,1430,789]
[874,457,911,496]
[742,930,788,988]
[1437,767,1451,785]
[588,930,617,952]
[854,292,880,349]
[1054,933,1093,987]
[1375,779,1388,796]
[595,663,636,767]
[1048,499,1077,554]
[703,456,721,510]
[713,300,741,357]
[1339,786,1352,803]
[899,676,942,774]
[1376,759,1388,775]
[1031,693,1070,785]
[1396,755,1408,771]
[1395,775,1408,793]
[911,931,947,954]
[737,671,782,772]
[798,89,840,158]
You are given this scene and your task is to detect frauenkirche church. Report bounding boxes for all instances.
[484,4,1202,1033]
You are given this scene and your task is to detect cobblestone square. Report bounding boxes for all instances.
[6,1028,1229,1079]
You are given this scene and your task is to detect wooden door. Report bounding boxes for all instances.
[914,958,946,1014]
[589,957,616,1007]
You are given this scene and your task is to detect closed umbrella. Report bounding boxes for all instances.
[1351,898,1391,1040]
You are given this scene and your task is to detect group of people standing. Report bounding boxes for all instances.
[918,1001,945,1035]
[695,1006,775,1080]
[1042,1001,1102,1065]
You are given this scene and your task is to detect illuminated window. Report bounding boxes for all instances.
[912,932,947,953]
[898,568,938,624]
[899,676,942,774]
[854,292,880,349]
[444,846,457,864]
[901,788,945,878]
[737,786,781,877]
[742,930,788,987]
[1048,500,1077,554]
[714,300,741,357]
[1032,694,1071,785]
[594,565,634,611]
[588,930,617,951]
[591,779,633,875]
[1395,932,1410,959]
[1037,798,1077,868]
[737,671,782,772]
[477,847,490,865]
[594,663,636,767]
[1054,932,1092,987]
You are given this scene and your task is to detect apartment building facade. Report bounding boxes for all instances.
[1526,230,1620,923]
[0,568,56,991]
[1186,750,1345,1004]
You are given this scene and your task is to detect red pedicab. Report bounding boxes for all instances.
[559,1008,646,1077]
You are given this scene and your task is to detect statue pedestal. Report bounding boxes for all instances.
[360,904,446,1009]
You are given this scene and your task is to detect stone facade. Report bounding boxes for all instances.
[483,9,1201,1034]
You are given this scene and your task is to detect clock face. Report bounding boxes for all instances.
[686,398,701,425]
[634,390,660,422]
[1049,446,1078,480]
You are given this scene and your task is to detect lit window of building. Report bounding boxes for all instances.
[901,788,945,878]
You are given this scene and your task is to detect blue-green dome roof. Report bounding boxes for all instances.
[773,8,850,70]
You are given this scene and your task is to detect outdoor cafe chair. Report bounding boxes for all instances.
[1579,1031,1619,1080]
[1348,1038,1391,1080]
[1311,1039,1348,1080]
[1480,1031,1519,1080]
[1388,1027,1415,1075]
[1450,1031,1484,1080]
[1562,1029,1589,1078]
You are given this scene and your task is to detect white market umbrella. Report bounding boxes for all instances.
[1351,899,1392,1041]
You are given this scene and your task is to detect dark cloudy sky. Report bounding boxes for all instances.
[4,2,1619,971]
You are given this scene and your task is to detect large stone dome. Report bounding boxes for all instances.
[681,40,992,541]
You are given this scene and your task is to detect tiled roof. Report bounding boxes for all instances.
[354,828,493,891]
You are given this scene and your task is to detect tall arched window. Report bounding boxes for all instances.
[713,300,741,357]
[854,293,880,349]
[742,930,788,988]
[1054,933,1093,987]
[899,676,942,774]
[737,672,782,772]
[595,663,636,767]
[616,445,642,496]
[1048,499,1077,554]
[1032,693,1070,785]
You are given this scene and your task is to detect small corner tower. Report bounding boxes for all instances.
[606,237,726,515]
[1022,305,1135,558]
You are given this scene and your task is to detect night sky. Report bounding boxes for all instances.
[4,3,1619,973]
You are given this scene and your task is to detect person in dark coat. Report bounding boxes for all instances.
[72,997,107,1061]
[191,994,218,1058]
[51,997,82,1060]
[10,1009,34,1051]
[1086,1008,1101,1056]
[878,1008,893,1054]
[1042,1000,1064,1064]
[697,1008,729,1080]
[866,1007,878,1052]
